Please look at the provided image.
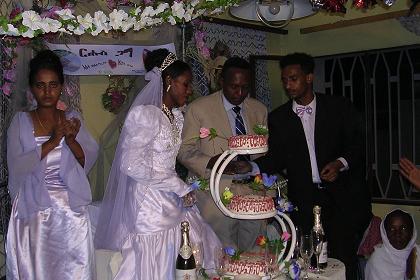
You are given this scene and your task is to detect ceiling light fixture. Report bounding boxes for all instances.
[230,0,316,28]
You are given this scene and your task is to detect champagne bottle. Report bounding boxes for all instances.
[311,205,328,269]
[175,221,197,280]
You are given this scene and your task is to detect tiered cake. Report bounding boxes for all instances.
[227,195,275,214]
[225,252,267,278]
[228,134,267,152]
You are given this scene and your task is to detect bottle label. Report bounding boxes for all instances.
[319,241,328,264]
[175,268,197,280]
[179,245,193,259]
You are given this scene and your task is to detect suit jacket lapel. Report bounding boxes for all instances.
[243,98,255,134]
[215,91,233,139]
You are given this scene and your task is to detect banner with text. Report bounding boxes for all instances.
[46,43,176,76]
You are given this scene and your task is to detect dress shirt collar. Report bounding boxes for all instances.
[292,95,317,116]
[222,92,244,113]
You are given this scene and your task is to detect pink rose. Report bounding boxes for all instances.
[56,100,68,111]
[281,231,291,242]
[199,127,210,138]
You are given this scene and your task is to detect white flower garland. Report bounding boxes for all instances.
[0,0,239,38]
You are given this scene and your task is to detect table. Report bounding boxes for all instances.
[305,258,346,280]
[90,202,345,280]
[95,252,345,280]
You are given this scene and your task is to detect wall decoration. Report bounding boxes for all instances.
[0,0,240,38]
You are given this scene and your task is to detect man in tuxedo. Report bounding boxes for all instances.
[178,57,268,251]
[254,53,372,279]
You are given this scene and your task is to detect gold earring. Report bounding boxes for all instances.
[166,84,171,92]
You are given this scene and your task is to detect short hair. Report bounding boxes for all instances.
[221,56,251,80]
[144,48,190,81]
[280,52,315,74]
[29,50,64,86]
[384,209,414,232]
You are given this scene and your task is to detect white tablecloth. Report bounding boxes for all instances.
[94,252,345,280]
[305,258,346,280]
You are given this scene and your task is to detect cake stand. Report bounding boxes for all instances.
[209,146,296,272]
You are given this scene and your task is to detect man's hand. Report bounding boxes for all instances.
[320,160,343,182]
[226,161,252,174]
[207,154,252,174]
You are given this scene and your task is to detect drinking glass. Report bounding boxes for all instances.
[265,242,280,279]
[300,234,313,279]
[312,231,323,274]
[191,242,204,270]
[214,247,227,277]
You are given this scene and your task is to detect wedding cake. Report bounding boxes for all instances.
[228,135,267,152]
[227,195,275,214]
[225,252,267,278]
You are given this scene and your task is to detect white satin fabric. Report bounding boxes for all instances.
[365,210,420,280]
[98,105,221,280]
[6,136,95,280]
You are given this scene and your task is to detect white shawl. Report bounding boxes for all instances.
[365,210,419,280]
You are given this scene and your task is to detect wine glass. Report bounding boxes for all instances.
[312,231,323,274]
[214,247,227,277]
[265,242,280,279]
[191,242,204,271]
[300,234,313,279]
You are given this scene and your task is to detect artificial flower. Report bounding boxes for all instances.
[199,127,210,138]
[188,176,209,191]
[262,173,277,188]
[21,11,43,31]
[256,235,267,246]
[224,246,235,256]
[277,197,294,213]
[253,124,269,136]
[223,187,233,201]
[55,8,75,20]
[285,260,301,280]
[254,174,263,184]
[281,231,291,242]
[77,13,93,30]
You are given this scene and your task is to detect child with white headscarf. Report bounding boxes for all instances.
[365,209,420,280]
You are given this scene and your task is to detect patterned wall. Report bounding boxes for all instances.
[189,22,272,109]
[0,40,12,278]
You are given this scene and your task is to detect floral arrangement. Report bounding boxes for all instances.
[0,0,240,38]
[256,232,291,254]
[248,173,278,192]
[102,75,135,113]
[1,38,18,97]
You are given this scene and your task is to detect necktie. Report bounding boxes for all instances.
[296,105,313,118]
[232,106,246,135]
[232,106,249,161]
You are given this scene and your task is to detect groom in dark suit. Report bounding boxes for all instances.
[254,53,372,279]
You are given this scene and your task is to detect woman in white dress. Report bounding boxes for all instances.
[6,50,98,280]
[95,49,221,279]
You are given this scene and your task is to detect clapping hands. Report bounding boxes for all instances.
[50,117,80,145]
[63,117,81,145]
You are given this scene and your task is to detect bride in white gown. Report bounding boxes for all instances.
[95,49,221,280]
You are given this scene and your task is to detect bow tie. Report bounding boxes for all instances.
[296,106,313,118]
